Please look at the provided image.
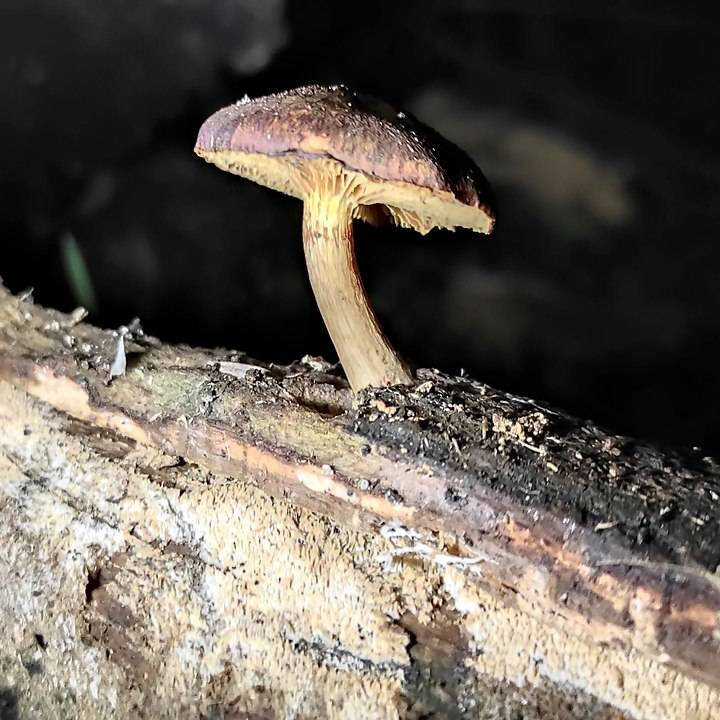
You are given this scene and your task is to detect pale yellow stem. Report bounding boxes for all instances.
[301,184,413,391]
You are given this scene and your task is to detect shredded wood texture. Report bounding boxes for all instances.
[0,286,718,719]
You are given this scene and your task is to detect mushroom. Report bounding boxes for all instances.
[194,84,495,391]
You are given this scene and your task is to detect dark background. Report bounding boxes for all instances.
[1,1,718,453]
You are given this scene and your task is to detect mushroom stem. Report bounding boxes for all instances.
[302,186,413,391]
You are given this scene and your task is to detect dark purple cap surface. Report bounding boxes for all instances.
[195,85,495,225]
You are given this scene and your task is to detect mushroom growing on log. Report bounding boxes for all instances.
[194,84,495,391]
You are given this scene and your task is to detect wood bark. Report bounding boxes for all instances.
[0,285,718,719]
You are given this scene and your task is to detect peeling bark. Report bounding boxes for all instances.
[0,286,718,719]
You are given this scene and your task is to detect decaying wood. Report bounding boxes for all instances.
[0,284,719,719]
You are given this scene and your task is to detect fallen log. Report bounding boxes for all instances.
[0,284,718,719]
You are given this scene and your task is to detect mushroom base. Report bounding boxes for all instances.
[302,177,413,391]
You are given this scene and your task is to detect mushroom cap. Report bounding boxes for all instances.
[195,84,495,235]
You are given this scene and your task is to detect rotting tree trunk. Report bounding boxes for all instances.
[0,285,718,720]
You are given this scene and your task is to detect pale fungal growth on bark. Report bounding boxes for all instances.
[195,84,496,391]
